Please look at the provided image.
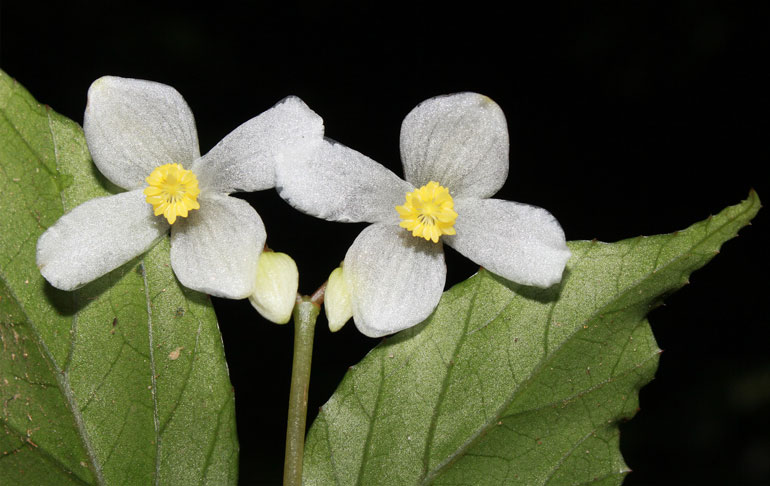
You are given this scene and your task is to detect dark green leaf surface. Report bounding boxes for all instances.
[304,192,760,485]
[0,70,237,484]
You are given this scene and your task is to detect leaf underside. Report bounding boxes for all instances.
[303,191,760,485]
[0,70,238,484]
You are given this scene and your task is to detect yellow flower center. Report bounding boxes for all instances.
[396,181,457,243]
[143,163,201,224]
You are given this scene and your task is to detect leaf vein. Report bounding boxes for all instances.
[0,274,105,485]
[420,275,481,483]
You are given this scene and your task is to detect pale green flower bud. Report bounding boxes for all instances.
[325,266,353,332]
[249,251,298,324]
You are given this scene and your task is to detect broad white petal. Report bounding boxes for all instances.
[84,76,200,190]
[400,93,509,198]
[445,198,570,287]
[170,194,265,299]
[37,190,168,290]
[344,224,446,337]
[276,138,412,223]
[193,96,324,194]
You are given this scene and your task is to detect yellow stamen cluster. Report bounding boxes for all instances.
[143,163,201,224]
[396,181,457,243]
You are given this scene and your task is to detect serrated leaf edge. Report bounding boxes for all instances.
[420,192,759,484]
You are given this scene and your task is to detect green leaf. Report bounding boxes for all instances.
[0,70,237,484]
[303,191,760,485]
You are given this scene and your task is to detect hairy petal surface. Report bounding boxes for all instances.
[36,189,168,290]
[445,198,570,287]
[276,139,413,224]
[193,96,324,194]
[400,93,509,199]
[84,76,200,190]
[276,139,414,222]
[344,224,446,337]
[170,193,265,299]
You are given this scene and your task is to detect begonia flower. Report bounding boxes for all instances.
[37,76,323,299]
[276,93,570,337]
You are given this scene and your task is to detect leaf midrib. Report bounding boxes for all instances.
[420,278,480,479]
[140,260,162,486]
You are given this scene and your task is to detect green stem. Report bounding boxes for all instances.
[283,296,320,486]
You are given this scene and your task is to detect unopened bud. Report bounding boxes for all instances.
[325,266,353,332]
[249,251,298,324]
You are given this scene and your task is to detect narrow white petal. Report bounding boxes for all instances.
[170,193,265,299]
[36,190,168,290]
[276,138,413,223]
[445,198,571,288]
[400,93,509,199]
[84,76,200,190]
[193,96,324,194]
[344,224,446,337]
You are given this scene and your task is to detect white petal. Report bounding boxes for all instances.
[192,96,324,194]
[170,193,265,299]
[36,190,168,290]
[84,76,200,190]
[276,138,413,223]
[445,198,571,287]
[344,224,446,337]
[400,93,509,198]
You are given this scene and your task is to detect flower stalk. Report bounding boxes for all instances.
[283,295,320,486]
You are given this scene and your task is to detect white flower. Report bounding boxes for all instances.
[37,76,323,299]
[276,93,571,337]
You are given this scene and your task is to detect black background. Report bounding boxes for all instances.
[1,2,767,485]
